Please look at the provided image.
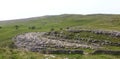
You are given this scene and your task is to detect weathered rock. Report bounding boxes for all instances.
[13,32,98,52]
[67,29,120,37]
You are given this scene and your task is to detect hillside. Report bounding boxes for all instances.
[0,14,120,59]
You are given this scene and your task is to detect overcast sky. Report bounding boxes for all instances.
[0,0,120,21]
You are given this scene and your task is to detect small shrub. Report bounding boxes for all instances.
[0,26,2,29]
[29,26,36,30]
[60,28,63,30]
[31,26,36,30]
[66,27,70,29]
[15,25,19,29]
[50,28,54,31]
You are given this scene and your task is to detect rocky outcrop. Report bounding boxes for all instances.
[45,31,120,47]
[65,29,120,46]
[67,29,120,37]
[12,32,99,52]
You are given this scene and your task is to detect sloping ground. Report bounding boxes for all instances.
[12,28,120,54]
[0,14,120,59]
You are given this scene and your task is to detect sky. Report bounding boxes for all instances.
[0,0,120,21]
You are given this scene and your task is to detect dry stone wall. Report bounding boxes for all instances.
[92,50,120,55]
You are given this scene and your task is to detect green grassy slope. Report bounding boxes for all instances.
[0,14,120,59]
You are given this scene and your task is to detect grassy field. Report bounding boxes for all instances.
[0,14,120,59]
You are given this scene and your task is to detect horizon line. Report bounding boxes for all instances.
[0,13,120,22]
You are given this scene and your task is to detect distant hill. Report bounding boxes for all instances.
[0,14,120,30]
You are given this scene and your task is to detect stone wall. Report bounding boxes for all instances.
[40,50,83,54]
[92,50,120,55]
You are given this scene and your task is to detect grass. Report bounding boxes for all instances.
[0,14,120,59]
[0,48,119,59]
